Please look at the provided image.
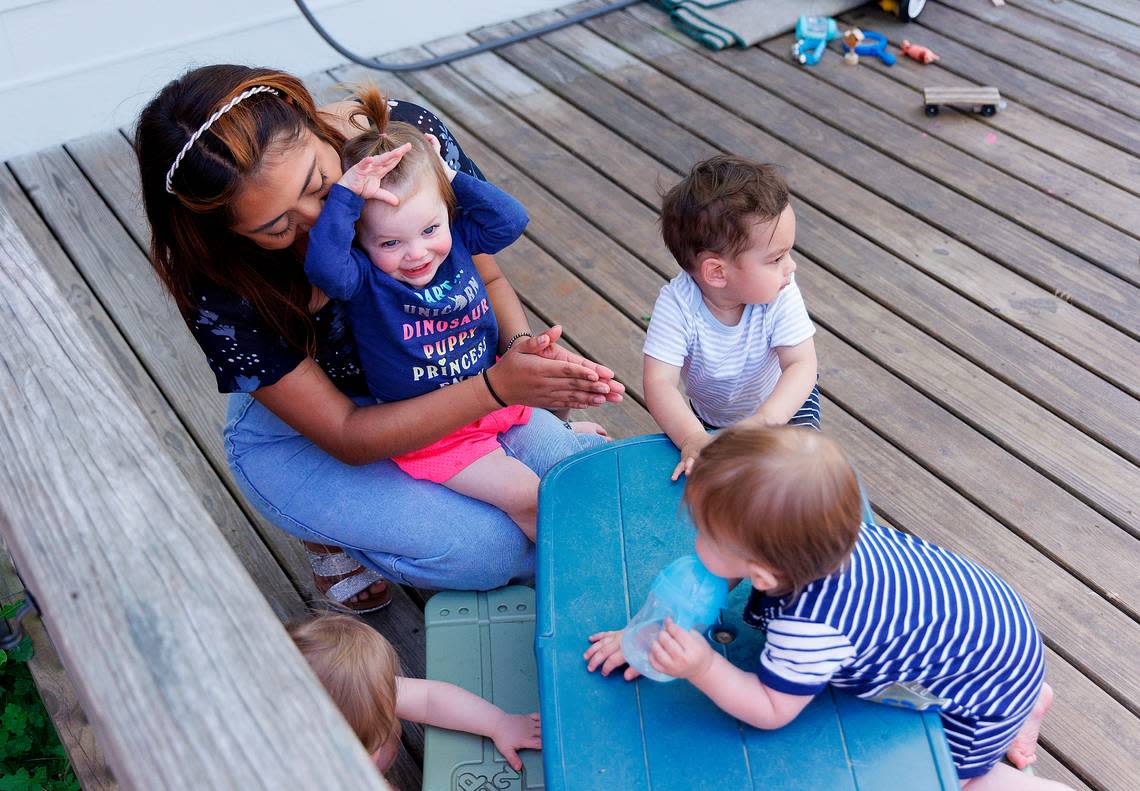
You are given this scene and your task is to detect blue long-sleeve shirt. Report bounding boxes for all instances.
[304,172,528,402]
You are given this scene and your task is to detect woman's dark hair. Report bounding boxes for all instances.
[135,65,347,353]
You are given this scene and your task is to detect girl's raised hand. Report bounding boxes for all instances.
[338,144,412,204]
[423,134,458,183]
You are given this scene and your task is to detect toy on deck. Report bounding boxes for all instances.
[621,555,728,682]
[900,39,940,64]
[923,86,1003,117]
[792,15,840,66]
[843,29,896,66]
[843,28,865,65]
[879,0,929,21]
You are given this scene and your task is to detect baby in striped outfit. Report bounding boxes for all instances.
[586,427,1063,790]
[644,155,819,481]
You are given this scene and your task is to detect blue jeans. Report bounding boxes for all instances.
[224,394,605,589]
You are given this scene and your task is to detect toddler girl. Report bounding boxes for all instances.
[304,88,600,540]
[289,612,540,776]
[585,427,1065,790]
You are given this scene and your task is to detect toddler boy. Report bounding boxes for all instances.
[644,156,818,480]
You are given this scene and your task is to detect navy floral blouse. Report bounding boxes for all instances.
[189,100,486,395]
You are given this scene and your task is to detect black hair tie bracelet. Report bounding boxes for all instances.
[482,368,509,408]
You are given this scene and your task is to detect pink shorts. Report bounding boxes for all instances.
[393,405,532,483]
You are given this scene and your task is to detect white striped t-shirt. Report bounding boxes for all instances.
[747,521,1044,724]
[643,272,815,427]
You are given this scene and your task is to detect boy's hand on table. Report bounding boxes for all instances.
[584,630,641,680]
[490,711,541,771]
[650,618,715,681]
[672,430,714,480]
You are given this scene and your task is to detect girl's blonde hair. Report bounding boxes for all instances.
[287,613,402,754]
[684,427,862,596]
[342,84,457,218]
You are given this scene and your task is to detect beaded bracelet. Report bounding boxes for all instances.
[504,331,533,353]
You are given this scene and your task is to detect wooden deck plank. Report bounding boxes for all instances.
[476,13,1140,464]
[8,129,435,788]
[837,17,1140,198]
[392,21,1140,692]
[843,6,1140,156]
[394,23,1140,775]
[491,11,1140,402]
[1054,0,1138,22]
[792,201,1140,462]
[454,16,1140,554]
[688,33,1140,281]
[613,4,1140,324]
[2,4,1132,787]
[920,2,1140,118]
[0,545,117,790]
[807,263,1140,540]
[1031,749,1091,791]
[937,0,1140,85]
[0,161,309,618]
[695,36,1140,285]
[5,146,321,608]
[824,403,1140,790]
[760,33,1140,237]
[0,178,388,789]
[564,6,1140,380]
[1009,0,1140,53]
[817,333,1140,696]
[814,305,1139,596]
[1039,643,1140,789]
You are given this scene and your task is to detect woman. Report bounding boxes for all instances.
[135,65,623,609]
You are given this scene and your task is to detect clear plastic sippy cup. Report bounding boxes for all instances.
[621,555,729,682]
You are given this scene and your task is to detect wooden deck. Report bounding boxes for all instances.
[2,1,1138,788]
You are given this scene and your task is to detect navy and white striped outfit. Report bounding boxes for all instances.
[744,520,1045,779]
[643,271,820,430]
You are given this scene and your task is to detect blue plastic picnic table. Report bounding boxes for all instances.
[535,434,958,791]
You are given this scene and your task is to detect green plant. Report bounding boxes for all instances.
[0,601,79,791]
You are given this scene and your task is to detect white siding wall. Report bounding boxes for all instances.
[0,0,569,160]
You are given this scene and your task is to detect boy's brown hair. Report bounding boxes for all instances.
[684,427,862,596]
[288,612,402,754]
[661,155,790,273]
[341,84,457,218]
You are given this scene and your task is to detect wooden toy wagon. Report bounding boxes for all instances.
[923,86,1003,117]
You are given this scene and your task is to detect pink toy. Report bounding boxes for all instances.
[901,40,940,65]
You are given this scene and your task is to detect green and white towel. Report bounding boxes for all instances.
[650,0,868,51]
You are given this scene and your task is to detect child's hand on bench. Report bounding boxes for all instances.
[489,711,542,771]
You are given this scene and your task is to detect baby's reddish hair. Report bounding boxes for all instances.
[684,427,862,595]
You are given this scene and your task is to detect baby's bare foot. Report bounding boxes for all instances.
[1007,683,1053,769]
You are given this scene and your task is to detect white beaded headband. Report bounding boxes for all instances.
[165,85,280,195]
